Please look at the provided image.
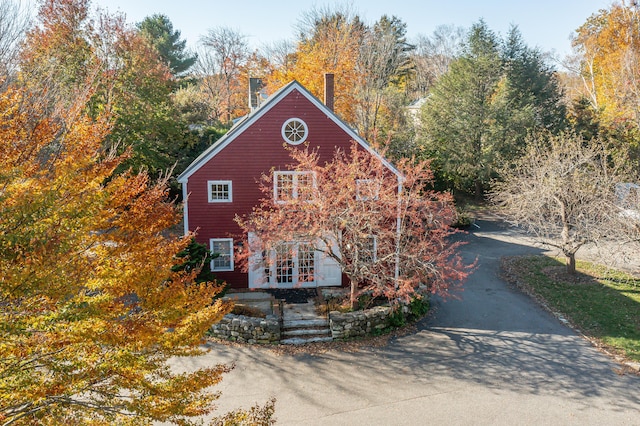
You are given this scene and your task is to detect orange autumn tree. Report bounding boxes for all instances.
[0,83,245,424]
[265,5,365,124]
[573,1,640,127]
[236,143,472,308]
[20,0,191,175]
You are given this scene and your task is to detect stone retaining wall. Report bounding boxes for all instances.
[209,314,280,344]
[209,305,407,343]
[328,306,392,339]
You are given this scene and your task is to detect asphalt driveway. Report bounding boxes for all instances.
[170,215,640,425]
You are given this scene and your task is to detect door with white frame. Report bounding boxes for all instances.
[248,233,341,288]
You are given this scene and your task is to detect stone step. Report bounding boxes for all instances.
[283,328,331,338]
[282,318,328,328]
[281,336,334,345]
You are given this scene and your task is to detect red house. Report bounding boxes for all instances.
[178,76,400,290]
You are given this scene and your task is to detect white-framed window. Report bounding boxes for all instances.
[207,180,232,203]
[356,179,380,201]
[264,242,315,284]
[210,238,234,271]
[274,171,315,203]
[281,118,308,145]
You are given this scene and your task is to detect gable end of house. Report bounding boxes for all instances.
[177,80,402,185]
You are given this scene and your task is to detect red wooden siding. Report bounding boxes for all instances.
[185,88,370,288]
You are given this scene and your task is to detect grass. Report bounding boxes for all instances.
[502,255,640,362]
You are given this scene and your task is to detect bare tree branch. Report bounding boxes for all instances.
[491,131,638,274]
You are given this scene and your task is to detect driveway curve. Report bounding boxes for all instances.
[170,214,640,425]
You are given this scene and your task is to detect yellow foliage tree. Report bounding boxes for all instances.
[265,6,365,123]
[573,2,640,126]
[264,9,414,147]
[0,84,239,424]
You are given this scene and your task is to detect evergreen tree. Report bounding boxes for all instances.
[138,14,196,77]
[420,21,566,199]
[421,20,502,198]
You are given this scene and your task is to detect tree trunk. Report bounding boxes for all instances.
[560,216,575,274]
[350,280,358,310]
[565,254,576,275]
[475,179,483,201]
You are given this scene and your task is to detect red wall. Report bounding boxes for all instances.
[186,89,364,288]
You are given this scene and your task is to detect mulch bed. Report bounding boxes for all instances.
[266,288,318,304]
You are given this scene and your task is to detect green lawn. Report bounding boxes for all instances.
[502,255,640,362]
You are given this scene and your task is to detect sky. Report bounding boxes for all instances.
[31,0,615,58]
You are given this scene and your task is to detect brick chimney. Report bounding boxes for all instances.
[324,73,334,111]
[248,77,264,111]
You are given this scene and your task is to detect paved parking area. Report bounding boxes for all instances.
[169,216,640,425]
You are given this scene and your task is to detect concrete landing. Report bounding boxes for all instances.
[282,299,322,321]
[281,298,331,345]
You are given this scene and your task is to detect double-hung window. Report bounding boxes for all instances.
[208,180,232,203]
[274,171,315,203]
[210,238,234,271]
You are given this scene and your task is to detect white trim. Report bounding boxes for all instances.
[207,180,233,203]
[273,171,316,203]
[210,238,234,272]
[182,182,189,236]
[281,117,308,145]
[395,176,402,286]
[263,241,316,288]
[282,83,402,179]
[178,83,301,184]
[247,234,342,288]
[316,235,342,287]
[247,232,265,288]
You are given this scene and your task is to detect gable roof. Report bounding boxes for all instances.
[177,80,401,183]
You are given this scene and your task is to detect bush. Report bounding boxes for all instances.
[387,307,406,328]
[407,296,430,321]
[356,292,386,310]
[387,296,430,328]
[173,238,228,296]
[231,304,267,318]
[451,208,473,229]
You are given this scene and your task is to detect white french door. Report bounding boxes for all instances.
[268,242,316,288]
[247,233,342,288]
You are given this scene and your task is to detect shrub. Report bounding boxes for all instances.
[407,296,430,320]
[451,208,473,229]
[173,238,218,282]
[387,296,430,328]
[231,304,267,318]
[387,307,406,328]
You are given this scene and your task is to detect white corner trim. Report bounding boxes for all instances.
[182,182,189,236]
